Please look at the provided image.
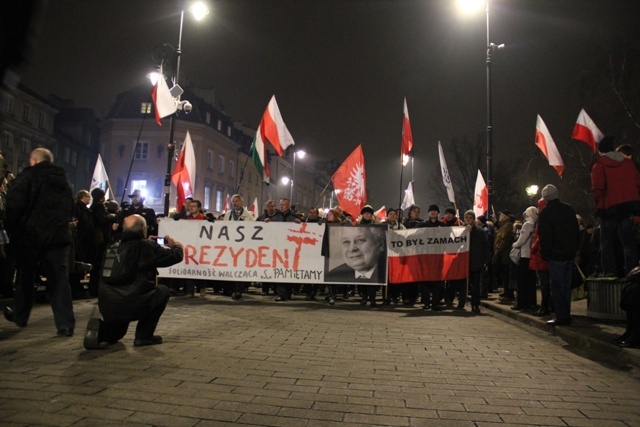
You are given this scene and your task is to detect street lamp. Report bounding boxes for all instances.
[291,150,306,204]
[457,0,504,215]
[154,2,209,216]
[526,184,539,205]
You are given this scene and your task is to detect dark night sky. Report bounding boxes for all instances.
[19,0,640,211]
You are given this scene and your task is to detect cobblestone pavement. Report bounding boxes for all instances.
[0,291,639,426]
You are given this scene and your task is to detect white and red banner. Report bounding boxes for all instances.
[473,170,488,217]
[158,221,469,284]
[158,220,326,283]
[535,115,564,177]
[401,97,413,166]
[171,131,196,212]
[571,108,603,152]
[387,227,469,283]
[151,65,177,126]
[332,144,366,219]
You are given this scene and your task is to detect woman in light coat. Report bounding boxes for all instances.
[512,206,538,310]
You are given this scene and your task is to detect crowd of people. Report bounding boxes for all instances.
[1,134,640,351]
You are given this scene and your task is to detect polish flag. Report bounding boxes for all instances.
[388,227,470,282]
[332,145,366,221]
[261,95,295,157]
[151,65,177,126]
[374,206,386,222]
[223,194,231,212]
[473,170,488,217]
[171,131,196,212]
[535,115,564,177]
[571,109,603,152]
[401,98,414,166]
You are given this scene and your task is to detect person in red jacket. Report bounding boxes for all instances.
[591,136,640,278]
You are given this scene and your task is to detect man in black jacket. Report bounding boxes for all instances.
[83,214,183,349]
[538,184,579,326]
[4,148,76,336]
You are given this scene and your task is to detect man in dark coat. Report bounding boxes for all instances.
[83,214,183,349]
[121,189,158,237]
[4,148,76,336]
[538,184,580,326]
[464,210,490,313]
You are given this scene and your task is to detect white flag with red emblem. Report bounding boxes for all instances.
[401,98,413,166]
[438,141,456,204]
[535,115,564,177]
[374,206,386,222]
[571,109,603,152]
[473,170,488,217]
[332,145,366,219]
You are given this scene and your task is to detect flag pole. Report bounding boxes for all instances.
[121,98,151,206]
[312,179,333,208]
[235,150,251,194]
[398,162,404,209]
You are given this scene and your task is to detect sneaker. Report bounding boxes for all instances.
[134,335,163,347]
[83,318,102,350]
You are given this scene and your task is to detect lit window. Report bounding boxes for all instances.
[229,160,235,178]
[216,119,222,131]
[131,180,147,195]
[204,186,211,210]
[227,126,232,137]
[215,190,223,212]
[218,155,225,174]
[141,102,152,114]
[135,141,149,160]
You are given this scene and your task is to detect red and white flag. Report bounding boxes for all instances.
[473,170,488,217]
[171,131,196,212]
[374,206,386,222]
[401,97,414,166]
[151,65,177,126]
[250,197,259,218]
[332,145,366,220]
[535,115,564,177]
[401,181,415,210]
[388,227,470,283]
[571,108,603,152]
[261,95,295,157]
[223,194,231,212]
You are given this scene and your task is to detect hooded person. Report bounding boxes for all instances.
[591,135,640,277]
[510,206,538,311]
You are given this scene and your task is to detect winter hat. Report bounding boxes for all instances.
[464,209,475,219]
[444,207,456,215]
[541,184,559,201]
[476,215,487,225]
[427,204,440,213]
[360,205,374,215]
[598,135,615,153]
[524,206,539,222]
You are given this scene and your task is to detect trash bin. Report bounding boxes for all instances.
[586,279,625,321]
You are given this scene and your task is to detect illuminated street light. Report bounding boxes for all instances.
[154,3,210,216]
[457,0,504,217]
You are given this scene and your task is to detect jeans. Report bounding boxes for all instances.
[601,216,638,276]
[548,260,574,321]
[13,246,75,331]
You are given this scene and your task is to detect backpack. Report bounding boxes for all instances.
[102,240,140,285]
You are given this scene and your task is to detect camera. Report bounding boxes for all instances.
[177,100,192,114]
[156,237,165,245]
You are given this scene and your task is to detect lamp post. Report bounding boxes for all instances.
[291,150,306,204]
[280,176,291,201]
[154,2,209,216]
[457,0,503,216]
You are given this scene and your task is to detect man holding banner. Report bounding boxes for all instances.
[223,194,254,299]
